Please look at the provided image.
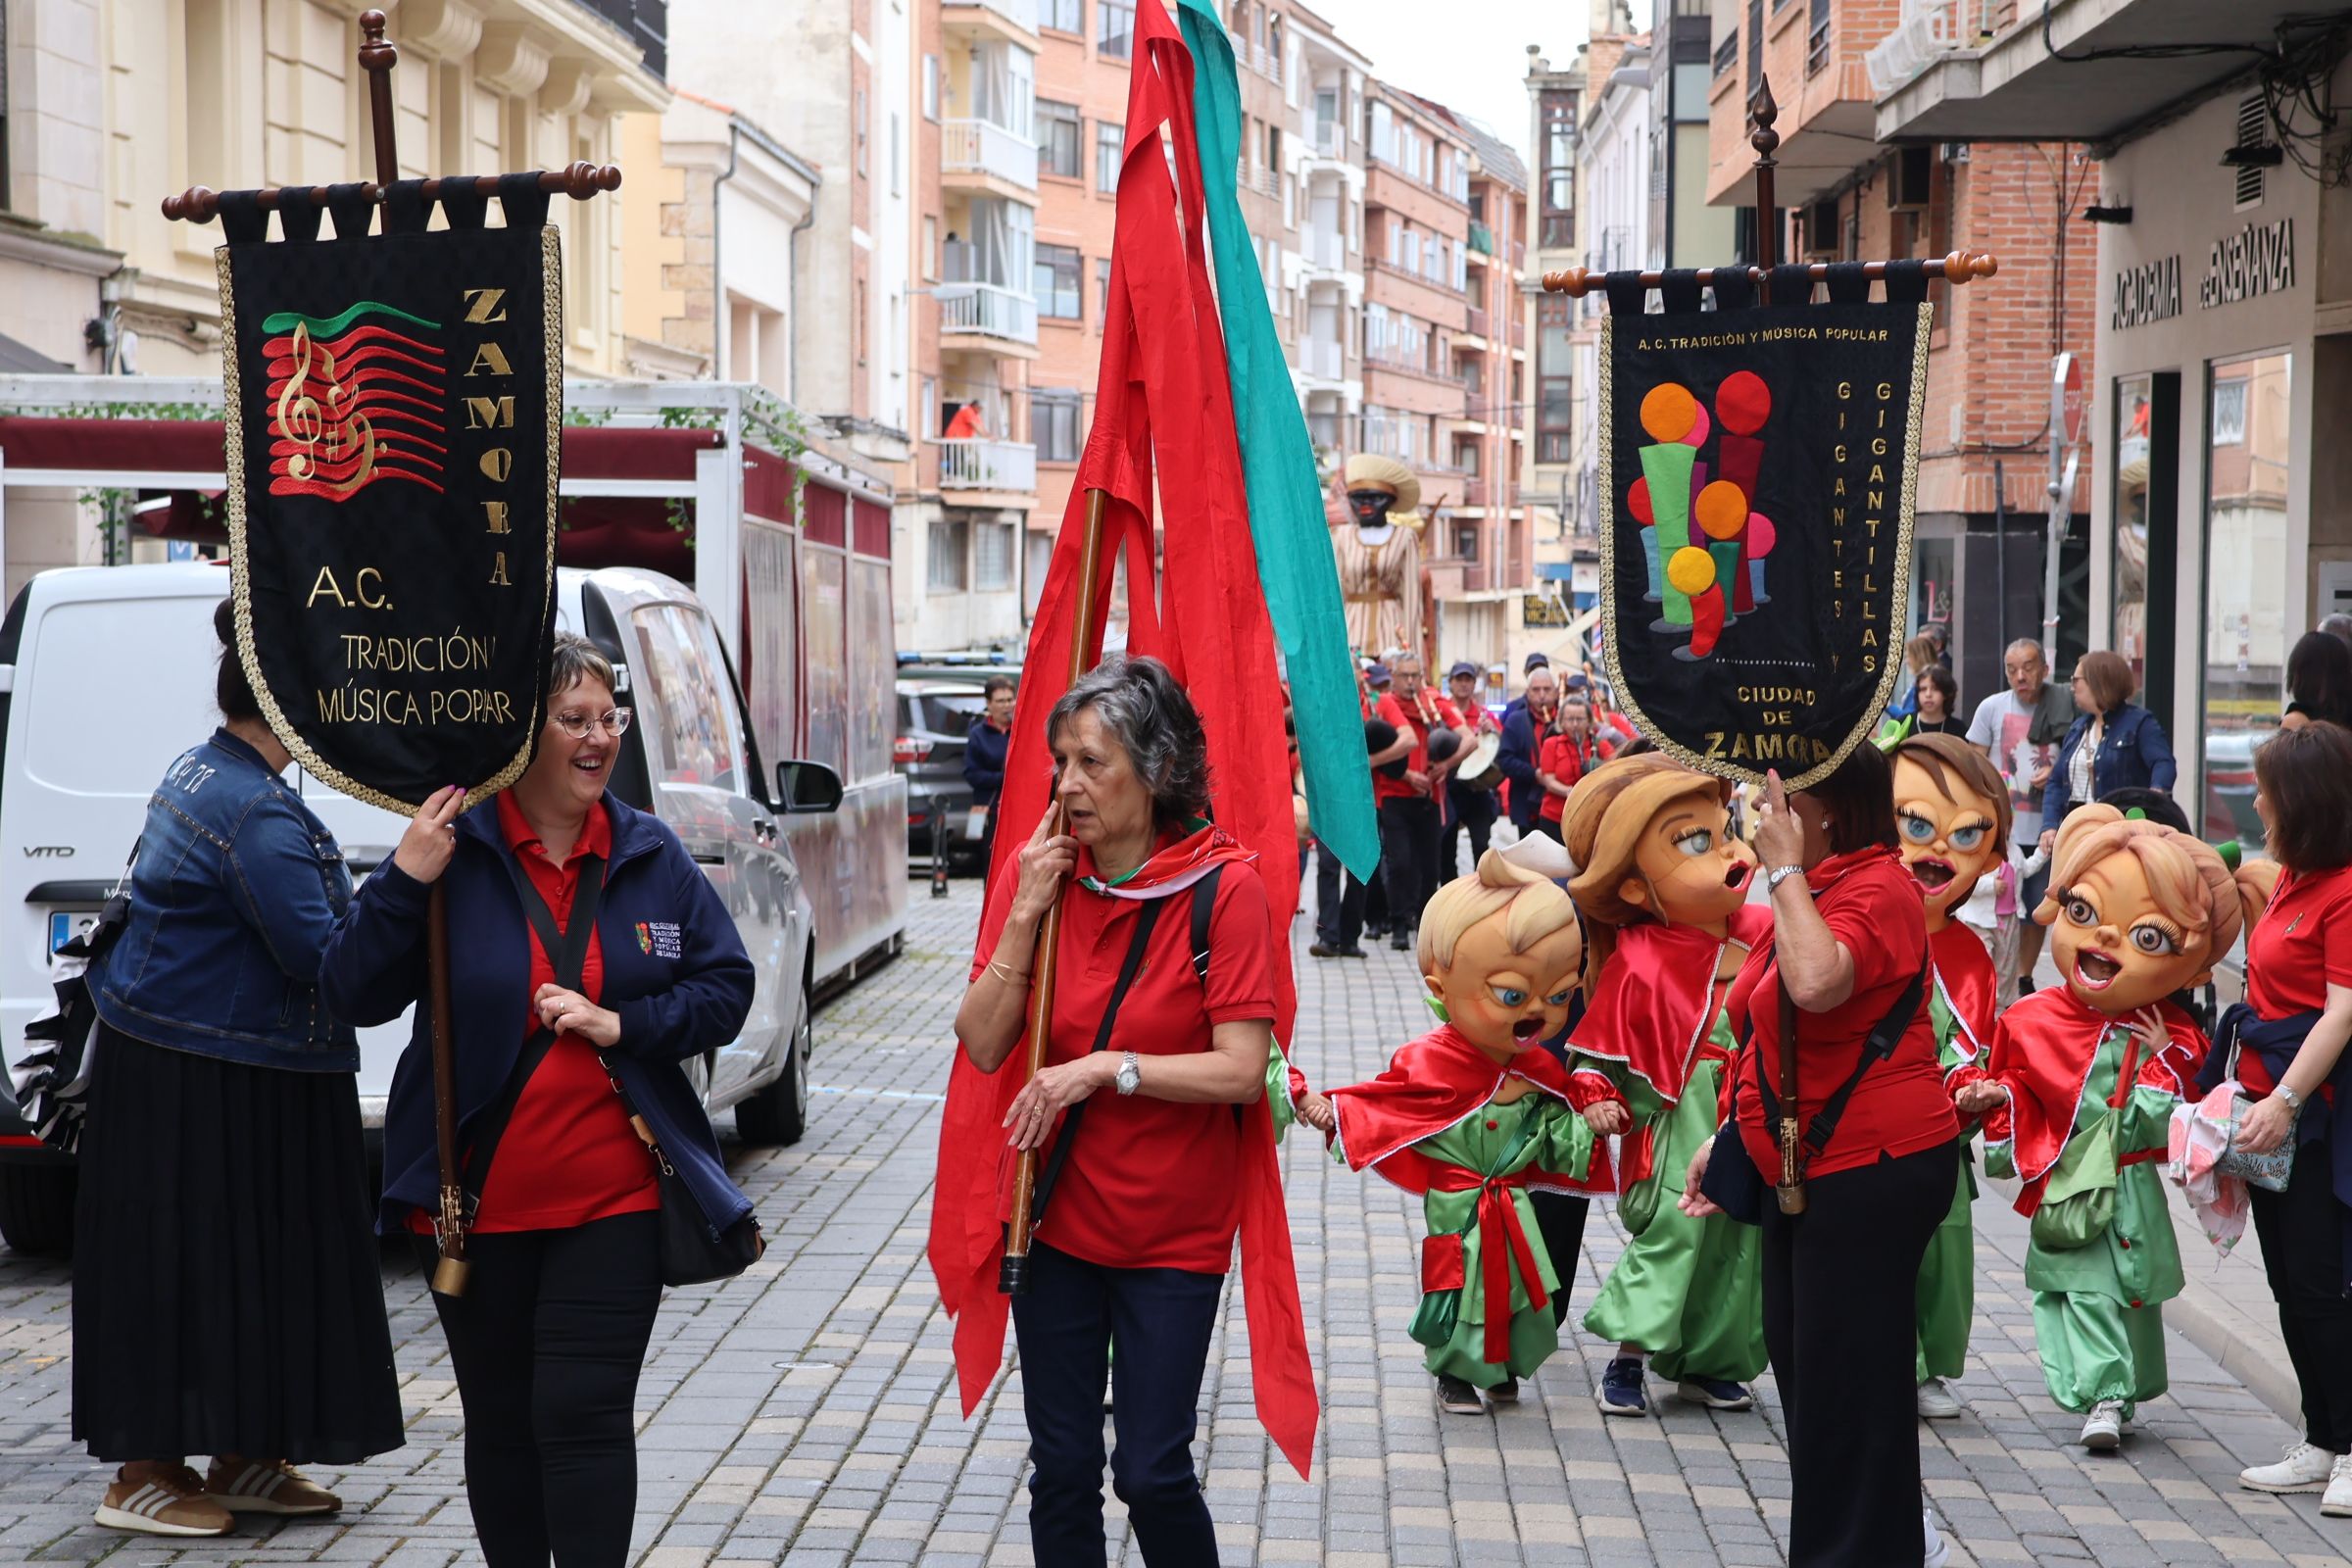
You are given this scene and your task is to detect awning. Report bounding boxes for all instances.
[1874,0,2322,146]
[0,333,72,374]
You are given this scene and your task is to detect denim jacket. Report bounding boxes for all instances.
[90,728,358,1071]
[2041,703,2179,827]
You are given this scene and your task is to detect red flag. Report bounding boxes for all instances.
[925,0,1316,1479]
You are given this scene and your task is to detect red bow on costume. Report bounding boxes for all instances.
[1426,1166,1548,1366]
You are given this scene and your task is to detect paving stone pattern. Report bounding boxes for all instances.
[2,878,2350,1565]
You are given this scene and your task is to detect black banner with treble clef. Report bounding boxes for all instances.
[217,174,561,814]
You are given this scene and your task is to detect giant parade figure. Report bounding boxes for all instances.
[1332,455,1425,661]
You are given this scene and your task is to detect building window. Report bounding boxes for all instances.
[976,521,1016,591]
[922,55,941,120]
[1041,0,1082,31]
[2199,350,2291,849]
[1099,0,1134,58]
[856,87,868,175]
[1035,244,1082,319]
[1096,120,1123,192]
[1095,258,1112,325]
[1038,100,1082,179]
[928,517,970,592]
[1033,390,1083,461]
[1537,294,1573,464]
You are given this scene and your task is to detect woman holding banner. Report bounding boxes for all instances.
[76,600,402,1539]
[323,633,755,1568]
[1689,745,1959,1566]
[953,656,1285,1566]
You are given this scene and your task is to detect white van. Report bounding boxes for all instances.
[0,562,839,1253]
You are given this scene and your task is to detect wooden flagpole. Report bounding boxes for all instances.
[998,486,1111,1297]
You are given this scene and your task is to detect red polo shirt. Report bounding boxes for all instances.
[1372,691,1464,804]
[1733,846,1957,1179]
[2243,864,2352,1098]
[411,793,658,1236]
[1536,731,1613,823]
[972,851,1276,1273]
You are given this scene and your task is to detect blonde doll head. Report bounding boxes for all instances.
[2036,804,2265,1010]
[1417,837,1584,1063]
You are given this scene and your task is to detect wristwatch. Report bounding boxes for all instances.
[1115,1051,1142,1097]
[1766,863,1806,893]
[2278,1083,2306,1112]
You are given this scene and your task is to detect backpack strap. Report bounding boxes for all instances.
[1754,943,1930,1169]
[460,849,608,1217]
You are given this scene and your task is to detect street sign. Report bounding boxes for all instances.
[2053,352,2086,447]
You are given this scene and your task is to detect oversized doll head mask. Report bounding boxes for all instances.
[1892,732,2012,929]
[2037,804,2259,1012]
[1417,837,1585,1064]
[1562,754,1758,941]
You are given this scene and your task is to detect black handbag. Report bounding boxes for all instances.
[494,850,764,1289]
[11,845,137,1154]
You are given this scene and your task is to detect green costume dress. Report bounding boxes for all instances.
[1575,1016,1768,1382]
[1915,923,1996,1384]
[1986,1017,2184,1417]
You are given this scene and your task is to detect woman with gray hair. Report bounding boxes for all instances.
[954,655,1287,1566]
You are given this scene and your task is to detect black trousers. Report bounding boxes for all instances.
[417,1210,662,1568]
[1010,1242,1223,1567]
[1762,1142,1955,1568]
[1313,838,1365,948]
[2248,1137,2352,1451]
[1531,1191,1591,1327]
[1443,783,1497,875]
[1377,796,1441,935]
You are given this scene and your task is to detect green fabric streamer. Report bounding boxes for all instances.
[1176,0,1379,882]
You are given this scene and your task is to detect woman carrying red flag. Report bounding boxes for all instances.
[950,657,1297,1565]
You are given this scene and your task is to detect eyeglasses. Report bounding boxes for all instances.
[551,707,633,740]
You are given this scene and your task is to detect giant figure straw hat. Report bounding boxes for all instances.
[1344,453,1423,526]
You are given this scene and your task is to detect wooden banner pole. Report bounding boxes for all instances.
[359,10,400,187]
[999,486,1112,1297]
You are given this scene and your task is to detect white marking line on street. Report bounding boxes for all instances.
[810,1085,948,1102]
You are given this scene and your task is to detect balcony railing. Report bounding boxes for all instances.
[1242,163,1280,199]
[941,118,1039,191]
[1468,222,1494,256]
[1302,225,1346,270]
[936,438,1039,492]
[572,0,668,80]
[1300,337,1344,380]
[938,282,1040,347]
[943,0,1038,32]
[1464,305,1489,340]
[1314,119,1341,157]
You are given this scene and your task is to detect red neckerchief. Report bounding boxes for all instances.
[1073,822,1252,899]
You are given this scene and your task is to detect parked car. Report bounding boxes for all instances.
[896,678,996,870]
[0,562,841,1255]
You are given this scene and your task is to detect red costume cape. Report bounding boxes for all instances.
[1929,921,1997,1075]
[1565,908,1771,1187]
[1982,985,2207,1214]
[928,1,1314,1477]
[1327,1025,1611,1364]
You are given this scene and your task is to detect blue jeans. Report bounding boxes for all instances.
[1009,1242,1224,1567]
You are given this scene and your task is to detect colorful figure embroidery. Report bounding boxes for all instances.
[1628,370,1776,661]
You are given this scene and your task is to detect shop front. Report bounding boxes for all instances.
[2090,78,2352,855]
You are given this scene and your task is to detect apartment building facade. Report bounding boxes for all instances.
[1706,0,2093,708]
[1523,46,1584,631]
[0,0,669,590]
[1284,3,1368,469]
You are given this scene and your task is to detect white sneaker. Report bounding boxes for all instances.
[1916,1377,1962,1419]
[1922,1501,1950,1568]
[2239,1439,2337,1494]
[2080,1398,2125,1451]
[2325,1453,2352,1517]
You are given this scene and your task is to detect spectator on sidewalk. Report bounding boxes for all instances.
[2281,631,2352,732]
[1968,639,2074,997]
[964,676,1015,865]
[1911,665,1964,737]
[325,634,758,1568]
[75,600,403,1540]
[2040,651,2178,854]
[2230,721,2352,1513]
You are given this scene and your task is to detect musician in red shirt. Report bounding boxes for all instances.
[1372,654,1464,952]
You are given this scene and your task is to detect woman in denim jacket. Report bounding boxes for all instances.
[74,600,402,1540]
[2038,650,2180,856]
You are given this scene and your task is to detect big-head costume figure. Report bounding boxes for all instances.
[1302,837,1605,1415]
[1558,755,1770,1418]
[1891,732,2011,1415]
[1959,805,2257,1449]
[1332,454,1425,660]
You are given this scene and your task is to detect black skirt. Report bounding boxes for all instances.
[72,1024,405,1464]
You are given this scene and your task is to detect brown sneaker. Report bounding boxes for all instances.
[94,1465,232,1537]
[206,1457,342,1516]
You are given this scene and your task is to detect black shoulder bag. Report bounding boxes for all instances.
[1700,946,1930,1226]
[496,852,764,1288]
[1030,866,1223,1228]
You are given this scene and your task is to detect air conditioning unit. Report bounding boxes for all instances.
[1887,145,1933,211]
[1803,199,1840,260]
[1939,141,1971,165]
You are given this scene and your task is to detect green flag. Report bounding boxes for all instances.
[1175,0,1379,881]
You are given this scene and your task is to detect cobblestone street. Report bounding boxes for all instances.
[3,878,2352,1566]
